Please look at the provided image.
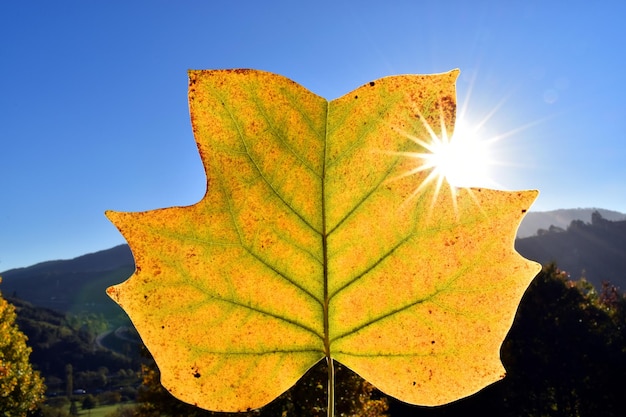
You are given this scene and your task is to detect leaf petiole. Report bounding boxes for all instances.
[327,357,335,417]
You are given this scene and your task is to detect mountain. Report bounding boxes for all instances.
[517,208,626,238]
[515,212,626,290]
[0,244,134,317]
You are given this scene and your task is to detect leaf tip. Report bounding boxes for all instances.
[106,284,121,303]
[188,69,202,83]
[104,210,120,222]
[522,189,540,214]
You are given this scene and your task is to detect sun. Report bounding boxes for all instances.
[386,105,502,215]
[422,117,495,189]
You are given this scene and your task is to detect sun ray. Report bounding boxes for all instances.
[385,95,491,219]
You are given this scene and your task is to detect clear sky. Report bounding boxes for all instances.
[2,1,625,271]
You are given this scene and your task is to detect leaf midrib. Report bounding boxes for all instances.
[322,100,331,359]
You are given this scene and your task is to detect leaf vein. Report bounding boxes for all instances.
[242,244,323,306]
[213,295,324,340]
[330,293,434,344]
[213,85,322,236]
[250,89,322,178]
[329,233,412,301]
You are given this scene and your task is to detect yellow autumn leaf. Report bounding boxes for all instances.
[106,69,540,412]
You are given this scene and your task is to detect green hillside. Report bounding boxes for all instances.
[1,245,134,320]
[6,296,141,392]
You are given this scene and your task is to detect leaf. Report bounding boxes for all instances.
[106,69,540,411]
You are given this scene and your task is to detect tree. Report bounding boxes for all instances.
[0,277,46,416]
[69,400,79,416]
[65,363,73,399]
[82,394,98,411]
[499,264,626,416]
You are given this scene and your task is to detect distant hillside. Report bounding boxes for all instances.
[516,212,626,290]
[517,208,626,238]
[0,245,134,317]
[5,296,139,385]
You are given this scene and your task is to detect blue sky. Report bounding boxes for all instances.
[1,1,625,271]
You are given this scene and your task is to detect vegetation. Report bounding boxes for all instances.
[103,404,139,417]
[0,277,46,416]
[0,294,141,417]
[7,296,141,389]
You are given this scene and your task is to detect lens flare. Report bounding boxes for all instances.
[384,103,501,217]
[426,119,493,188]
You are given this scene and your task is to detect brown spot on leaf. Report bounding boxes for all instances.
[231,68,253,75]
